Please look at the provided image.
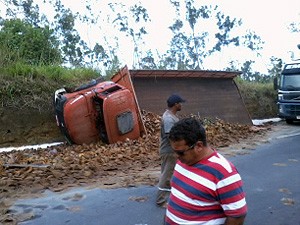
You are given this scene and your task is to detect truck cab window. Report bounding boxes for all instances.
[117,111,134,135]
[280,74,300,90]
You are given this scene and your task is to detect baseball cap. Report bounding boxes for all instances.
[167,94,186,107]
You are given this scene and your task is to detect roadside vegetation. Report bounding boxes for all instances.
[236,80,277,118]
[0,63,102,111]
[1,0,297,117]
[0,62,278,118]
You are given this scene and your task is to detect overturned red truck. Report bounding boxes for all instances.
[53,66,146,145]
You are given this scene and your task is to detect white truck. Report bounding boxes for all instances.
[274,62,300,123]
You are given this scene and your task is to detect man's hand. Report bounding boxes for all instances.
[224,215,246,225]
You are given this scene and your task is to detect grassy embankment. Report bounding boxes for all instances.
[0,63,278,118]
[0,63,105,112]
[235,79,277,119]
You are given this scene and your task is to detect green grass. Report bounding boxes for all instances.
[0,62,279,118]
[0,63,102,111]
[235,79,278,118]
[0,62,100,81]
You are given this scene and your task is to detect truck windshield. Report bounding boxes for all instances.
[280,74,300,91]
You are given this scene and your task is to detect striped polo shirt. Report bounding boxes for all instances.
[165,150,247,225]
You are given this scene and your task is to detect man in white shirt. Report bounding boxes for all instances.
[156,94,186,208]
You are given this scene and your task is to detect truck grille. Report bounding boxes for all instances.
[284,105,300,115]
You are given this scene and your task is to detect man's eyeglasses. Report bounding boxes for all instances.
[173,143,196,156]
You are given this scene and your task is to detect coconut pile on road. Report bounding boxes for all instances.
[0,110,269,221]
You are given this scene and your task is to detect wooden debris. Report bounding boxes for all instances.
[0,110,268,211]
[3,163,50,168]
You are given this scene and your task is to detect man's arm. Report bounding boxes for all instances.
[224,216,246,225]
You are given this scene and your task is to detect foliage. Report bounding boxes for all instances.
[109,2,150,69]
[289,19,300,33]
[0,0,267,73]
[288,18,300,51]
[52,1,87,66]
[152,1,264,70]
[225,56,283,82]
[0,61,278,119]
[0,73,58,111]
[235,79,277,118]
[1,0,297,83]
[0,18,62,65]
[239,61,274,82]
[0,64,101,111]
[267,57,283,78]
[1,0,109,68]
[0,43,21,67]
[1,63,99,81]
[0,0,289,116]
[139,50,157,69]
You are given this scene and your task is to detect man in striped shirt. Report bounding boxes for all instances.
[165,118,247,225]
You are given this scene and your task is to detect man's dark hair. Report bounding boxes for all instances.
[169,117,207,146]
[167,94,185,108]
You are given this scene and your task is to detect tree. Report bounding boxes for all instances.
[109,2,150,69]
[159,0,264,70]
[225,59,273,83]
[268,57,283,78]
[1,0,266,74]
[139,50,157,69]
[289,17,300,52]
[0,18,61,65]
[1,0,84,66]
[52,2,84,66]
[289,21,300,33]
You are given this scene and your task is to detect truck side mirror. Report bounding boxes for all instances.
[273,77,278,90]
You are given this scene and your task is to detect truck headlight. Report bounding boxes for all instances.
[279,105,284,113]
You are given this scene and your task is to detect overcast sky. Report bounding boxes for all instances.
[80,0,300,72]
[140,0,300,72]
[216,1,300,63]
[2,0,299,72]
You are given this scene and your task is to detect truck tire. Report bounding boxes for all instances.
[286,119,293,124]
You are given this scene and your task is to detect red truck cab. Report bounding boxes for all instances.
[54,75,142,145]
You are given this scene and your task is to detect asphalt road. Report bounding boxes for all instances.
[12,123,300,225]
[231,128,300,225]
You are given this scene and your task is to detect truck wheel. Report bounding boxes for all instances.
[286,119,293,124]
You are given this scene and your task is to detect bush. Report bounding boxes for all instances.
[0,19,62,66]
[236,79,278,119]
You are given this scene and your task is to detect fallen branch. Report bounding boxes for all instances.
[3,163,50,169]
